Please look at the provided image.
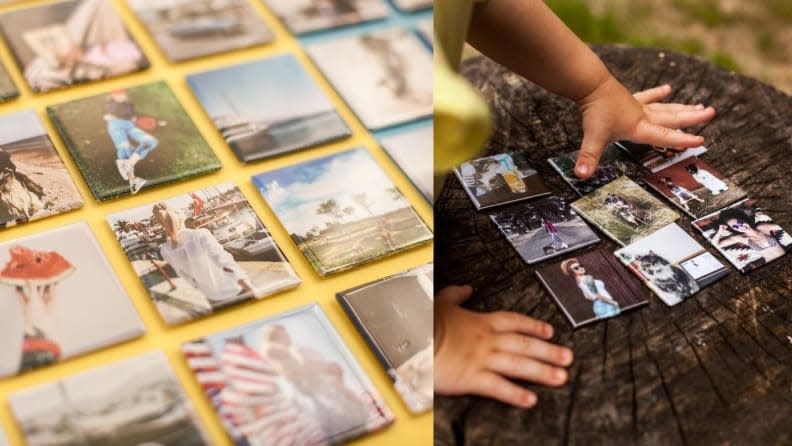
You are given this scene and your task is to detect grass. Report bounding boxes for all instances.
[545,0,742,73]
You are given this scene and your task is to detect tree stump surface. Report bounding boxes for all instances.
[434,45,792,446]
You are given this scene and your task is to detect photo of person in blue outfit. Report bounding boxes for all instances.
[105,89,159,194]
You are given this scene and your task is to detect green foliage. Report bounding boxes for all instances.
[710,52,740,72]
[672,0,726,27]
[546,0,627,43]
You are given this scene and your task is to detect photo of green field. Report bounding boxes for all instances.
[48,81,221,201]
[571,176,679,246]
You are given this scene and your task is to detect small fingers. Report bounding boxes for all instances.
[647,106,715,129]
[488,353,569,387]
[575,127,610,179]
[494,333,574,367]
[471,372,537,408]
[489,312,554,339]
[646,102,706,112]
[633,121,705,149]
[633,84,672,104]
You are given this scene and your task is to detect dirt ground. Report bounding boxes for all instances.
[587,0,792,94]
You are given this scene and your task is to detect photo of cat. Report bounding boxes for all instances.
[615,224,729,306]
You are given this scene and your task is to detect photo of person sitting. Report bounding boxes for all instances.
[105,89,159,194]
[561,258,621,318]
[152,202,254,305]
[686,162,728,195]
[0,147,46,225]
[712,207,788,263]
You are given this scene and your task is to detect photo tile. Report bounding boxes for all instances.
[182,303,394,445]
[536,249,650,328]
[253,147,433,276]
[644,157,746,218]
[455,152,551,210]
[0,222,144,378]
[0,0,149,93]
[0,109,83,229]
[571,176,680,246]
[48,81,221,201]
[416,19,433,47]
[188,54,351,163]
[0,61,18,103]
[692,198,792,273]
[107,182,301,325]
[306,27,433,130]
[490,196,600,265]
[615,141,708,173]
[392,0,433,11]
[264,0,390,34]
[10,351,210,446]
[615,223,729,306]
[337,263,433,414]
[0,426,6,446]
[127,0,274,62]
[548,143,640,196]
[380,124,433,203]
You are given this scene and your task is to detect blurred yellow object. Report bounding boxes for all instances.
[434,0,492,173]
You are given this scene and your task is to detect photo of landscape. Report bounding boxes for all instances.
[254,148,433,276]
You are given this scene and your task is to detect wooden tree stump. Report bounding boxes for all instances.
[434,45,792,446]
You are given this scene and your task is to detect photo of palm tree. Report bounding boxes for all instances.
[253,147,433,276]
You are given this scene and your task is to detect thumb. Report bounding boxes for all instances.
[436,285,474,305]
[575,126,609,179]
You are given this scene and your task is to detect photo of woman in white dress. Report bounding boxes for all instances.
[686,162,728,195]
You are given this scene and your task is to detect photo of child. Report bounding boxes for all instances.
[108,183,301,325]
[48,81,221,200]
[0,0,149,93]
[536,249,649,327]
[182,304,394,445]
[645,157,746,218]
[693,198,792,273]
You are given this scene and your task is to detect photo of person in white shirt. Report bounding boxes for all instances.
[152,202,254,305]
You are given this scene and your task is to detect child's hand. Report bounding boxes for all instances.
[574,79,716,178]
[434,285,574,408]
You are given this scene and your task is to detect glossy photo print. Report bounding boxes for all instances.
[307,27,433,130]
[48,81,221,200]
[0,61,18,102]
[571,176,680,246]
[0,109,83,229]
[692,198,792,273]
[254,148,433,276]
[10,351,209,446]
[380,124,433,203]
[108,183,301,325]
[182,304,394,445]
[338,264,434,414]
[392,0,432,11]
[615,224,729,306]
[264,0,390,34]
[0,0,149,93]
[615,141,708,173]
[548,143,638,196]
[188,54,350,162]
[455,152,551,210]
[536,249,650,328]
[644,157,746,218]
[127,0,273,62]
[0,222,143,377]
[490,196,600,264]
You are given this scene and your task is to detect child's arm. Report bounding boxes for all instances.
[468,0,715,178]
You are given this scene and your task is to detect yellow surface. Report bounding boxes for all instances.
[0,0,433,445]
